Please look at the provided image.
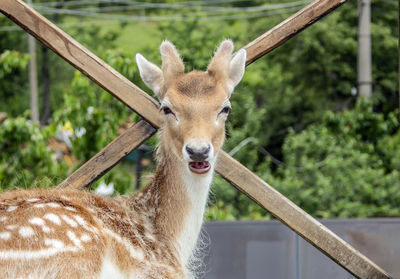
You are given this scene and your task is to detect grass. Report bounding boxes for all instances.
[100,21,162,54]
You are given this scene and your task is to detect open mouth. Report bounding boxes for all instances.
[189,161,211,174]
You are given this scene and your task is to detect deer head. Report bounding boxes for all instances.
[136,40,246,175]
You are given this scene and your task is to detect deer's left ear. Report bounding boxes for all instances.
[227,49,246,93]
[207,40,246,95]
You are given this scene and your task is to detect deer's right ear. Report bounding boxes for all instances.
[136,53,164,98]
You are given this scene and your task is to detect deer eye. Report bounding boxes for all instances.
[220,106,231,115]
[162,106,173,115]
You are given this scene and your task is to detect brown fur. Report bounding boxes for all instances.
[0,189,184,278]
[175,71,216,97]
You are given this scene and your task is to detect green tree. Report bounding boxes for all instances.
[267,99,400,218]
[0,115,68,190]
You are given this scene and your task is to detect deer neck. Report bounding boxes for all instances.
[136,145,214,266]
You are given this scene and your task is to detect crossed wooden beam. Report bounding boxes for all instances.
[0,0,392,278]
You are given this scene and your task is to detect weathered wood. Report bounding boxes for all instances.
[57,120,156,190]
[0,0,162,128]
[217,151,392,279]
[0,1,393,278]
[243,0,347,65]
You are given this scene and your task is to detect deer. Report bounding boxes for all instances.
[0,39,246,279]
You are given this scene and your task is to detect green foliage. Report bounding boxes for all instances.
[0,50,30,115]
[200,1,398,220]
[0,50,29,78]
[52,50,140,162]
[0,116,68,190]
[268,99,400,218]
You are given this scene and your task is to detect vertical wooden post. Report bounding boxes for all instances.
[26,0,39,123]
[357,0,372,98]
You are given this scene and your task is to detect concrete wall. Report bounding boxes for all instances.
[201,218,400,279]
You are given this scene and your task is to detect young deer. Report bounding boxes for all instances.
[0,40,246,279]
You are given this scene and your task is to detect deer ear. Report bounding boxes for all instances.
[136,53,164,97]
[160,40,184,86]
[227,49,246,93]
[207,40,246,95]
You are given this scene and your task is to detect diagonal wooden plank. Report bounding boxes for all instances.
[217,151,392,279]
[57,120,156,190]
[244,0,347,65]
[0,1,392,278]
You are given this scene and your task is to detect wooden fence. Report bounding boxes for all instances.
[0,0,393,278]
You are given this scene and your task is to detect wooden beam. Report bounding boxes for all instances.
[0,1,392,278]
[243,0,348,65]
[57,120,156,190]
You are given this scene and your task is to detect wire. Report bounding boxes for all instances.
[0,5,304,31]
[0,19,120,31]
[32,5,304,20]
[229,137,257,156]
[39,0,311,13]
[35,0,253,8]
[34,0,312,15]
[228,136,326,171]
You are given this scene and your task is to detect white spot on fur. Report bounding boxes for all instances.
[26,198,40,202]
[45,238,64,249]
[42,226,52,233]
[0,216,7,222]
[46,203,60,208]
[6,225,17,230]
[33,204,45,208]
[73,215,98,233]
[61,215,78,227]
[73,215,86,226]
[0,246,78,260]
[0,232,11,240]
[19,226,34,238]
[65,206,77,212]
[44,213,61,225]
[6,206,17,212]
[28,218,53,233]
[29,217,45,226]
[67,231,82,248]
[80,233,91,243]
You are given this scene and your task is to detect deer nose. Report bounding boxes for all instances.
[185,144,211,161]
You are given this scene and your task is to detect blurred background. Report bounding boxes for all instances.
[0,0,399,222]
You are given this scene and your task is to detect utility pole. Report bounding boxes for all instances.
[357,0,372,98]
[27,0,39,123]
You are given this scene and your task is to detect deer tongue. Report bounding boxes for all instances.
[189,161,211,174]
